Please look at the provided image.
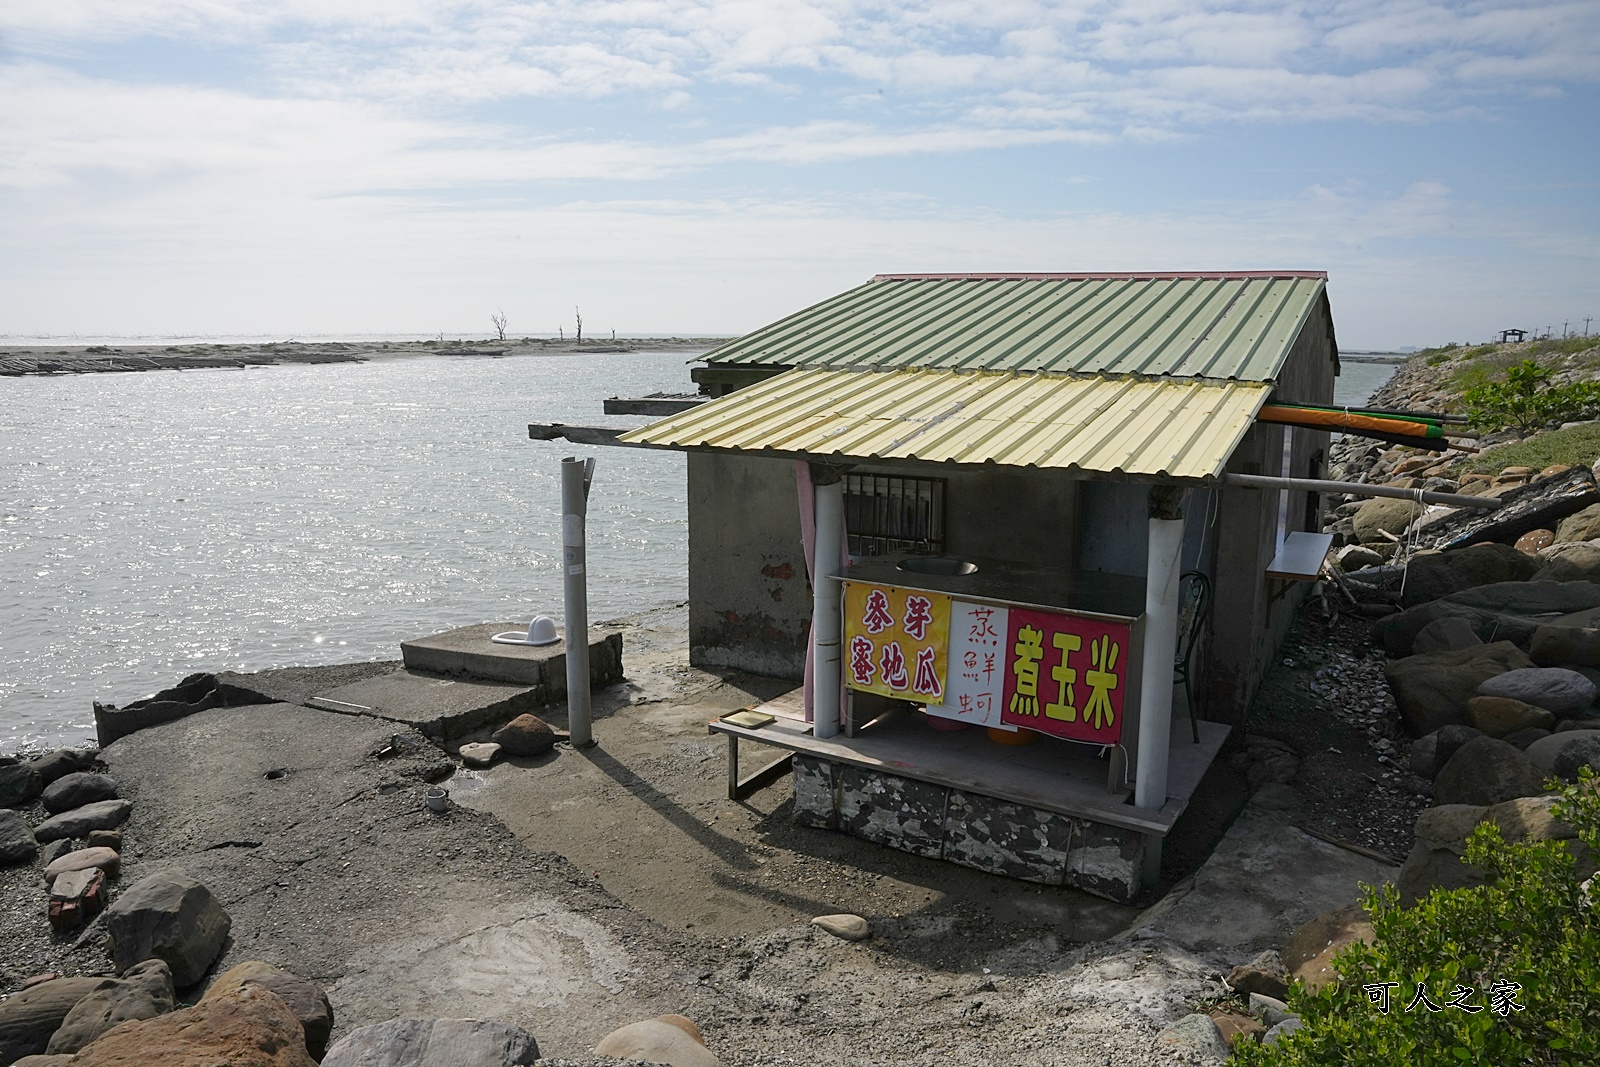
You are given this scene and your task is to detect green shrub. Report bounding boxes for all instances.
[1235,773,1600,1067]
[1528,336,1600,358]
[1464,360,1600,434]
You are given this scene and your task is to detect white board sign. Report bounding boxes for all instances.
[924,601,1009,727]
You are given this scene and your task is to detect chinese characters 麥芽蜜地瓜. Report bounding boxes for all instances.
[841,583,950,703]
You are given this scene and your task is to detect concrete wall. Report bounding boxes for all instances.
[686,456,1085,679]
[686,452,812,678]
[1200,296,1338,728]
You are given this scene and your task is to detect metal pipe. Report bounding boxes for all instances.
[561,456,595,748]
[811,479,845,739]
[1134,515,1184,813]
[1219,472,1501,511]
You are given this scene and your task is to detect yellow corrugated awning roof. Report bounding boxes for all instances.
[619,368,1270,481]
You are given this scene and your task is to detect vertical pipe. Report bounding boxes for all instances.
[812,478,845,739]
[562,456,594,748]
[1134,515,1185,811]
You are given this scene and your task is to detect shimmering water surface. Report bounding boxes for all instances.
[3,350,1401,751]
[1,352,693,749]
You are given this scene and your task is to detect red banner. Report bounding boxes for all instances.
[999,606,1130,745]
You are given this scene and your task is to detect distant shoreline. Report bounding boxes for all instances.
[0,337,724,377]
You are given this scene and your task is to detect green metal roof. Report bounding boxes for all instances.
[703,272,1331,382]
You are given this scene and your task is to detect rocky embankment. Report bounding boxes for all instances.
[1307,342,1600,920]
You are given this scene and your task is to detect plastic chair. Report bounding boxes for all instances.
[1174,570,1211,743]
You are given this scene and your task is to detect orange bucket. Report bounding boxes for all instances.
[986,727,1037,746]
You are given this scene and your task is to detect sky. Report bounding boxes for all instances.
[1,1,1596,349]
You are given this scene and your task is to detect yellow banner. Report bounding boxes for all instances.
[842,582,951,702]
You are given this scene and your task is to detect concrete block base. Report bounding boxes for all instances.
[311,670,545,744]
[400,623,623,693]
[791,754,1148,904]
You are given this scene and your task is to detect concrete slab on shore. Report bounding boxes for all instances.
[401,622,622,694]
[310,669,543,743]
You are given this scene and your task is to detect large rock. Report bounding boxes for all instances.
[0,763,43,808]
[45,960,176,1054]
[1411,617,1484,654]
[105,872,232,987]
[1533,543,1600,582]
[1154,1014,1229,1061]
[29,748,99,787]
[1399,795,1590,904]
[1530,625,1600,668]
[1400,544,1538,607]
[1552,736,1600,781]
[489,714,557,758]
[0,808,39,865]
[1526,729,1600,774]
[1225,950,1288,1001]
[203,961,333,1060]
[43,846,120,884]
[1433,736,1547,806]
[67,983,316,1067]
[1352,497,1418,544]
[1477,667,1596,716]
[1504,726,1551,749]
[1376,581,1600,657]
[41,773,120,815]
[0,977,103,1064]
[49,868,107,931]
[1424,466,1600,551]
[1282,905,1372,992]
[1555,503,1600,544]
[595,1017,720,1067]
[1466,696,1555,738]
[32,799,133,842]
[322,1018,540,1067]
[1385,642,1535,735]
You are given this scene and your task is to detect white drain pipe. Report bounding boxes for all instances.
[1134,501,1186,812]
[811,476,845,739]
[562,456,595,748]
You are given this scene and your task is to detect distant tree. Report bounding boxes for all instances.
[490,308,508,342]
[575,306,583,344]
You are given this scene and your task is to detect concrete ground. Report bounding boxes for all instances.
[21,603,1396,1065]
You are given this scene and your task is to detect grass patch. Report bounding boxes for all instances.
[1464,421,1600,473]
[1527,335,1600,358]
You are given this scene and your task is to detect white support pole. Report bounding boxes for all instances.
[562,456,595,748]
[811,477,845,739]
[1134,513,1185,811]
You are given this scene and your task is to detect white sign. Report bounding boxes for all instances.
[924,601,1009,727]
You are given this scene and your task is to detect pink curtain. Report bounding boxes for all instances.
[795,461,849,722]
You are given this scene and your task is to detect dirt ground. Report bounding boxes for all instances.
[1,598,1403,1065]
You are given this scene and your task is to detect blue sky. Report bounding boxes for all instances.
[1,1,1596,348]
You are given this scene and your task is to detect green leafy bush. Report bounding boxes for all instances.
[1464,360,1600,434]
[1235,773,1600,1067]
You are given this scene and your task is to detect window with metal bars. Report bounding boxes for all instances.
[843,473,946,557]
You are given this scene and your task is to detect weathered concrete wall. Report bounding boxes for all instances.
[790,755,1147,903]
[1201,299,1337,729]
[686,452,812,679]
[686,457,1082,679]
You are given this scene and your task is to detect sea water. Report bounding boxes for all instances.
[1,351,694,749]
[2,349,1402,751]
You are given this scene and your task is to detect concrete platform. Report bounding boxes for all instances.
[400,622,623,695]
[310,669,545,744]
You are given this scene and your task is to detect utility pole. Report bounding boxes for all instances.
[1563,321,1570,338]
[1585,317,1593,336]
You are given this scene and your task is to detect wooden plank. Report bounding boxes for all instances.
[603,396,707,416]
[708,694,1218,835]
[1266,531,1335,582]
[526,423,649,447]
